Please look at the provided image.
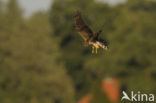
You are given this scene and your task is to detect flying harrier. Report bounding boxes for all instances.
[74,11,109,54]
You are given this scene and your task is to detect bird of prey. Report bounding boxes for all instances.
[74,11,109,54]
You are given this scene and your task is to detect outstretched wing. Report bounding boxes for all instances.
[74,11,94,41]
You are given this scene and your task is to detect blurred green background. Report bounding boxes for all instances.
[0,0,156,103]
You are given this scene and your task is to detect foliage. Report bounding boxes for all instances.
[0,0,75,103]
[50,0,156,102]
[0,0,156,103]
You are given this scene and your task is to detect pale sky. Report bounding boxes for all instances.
[18,0,53,17]
[2,0,126,17]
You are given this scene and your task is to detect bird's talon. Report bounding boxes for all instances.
[92,47,94,54]
[96,48,98,54]
[92,51,94,54]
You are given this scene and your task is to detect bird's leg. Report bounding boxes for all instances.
[96,48,98,54]
[92,46,94,54]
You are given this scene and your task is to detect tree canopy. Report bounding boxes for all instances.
[0,0,156,103]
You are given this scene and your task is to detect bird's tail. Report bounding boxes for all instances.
[97,40,109,51]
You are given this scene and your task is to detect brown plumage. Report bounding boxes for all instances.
[74,11,93,42]
[74,11,109,54]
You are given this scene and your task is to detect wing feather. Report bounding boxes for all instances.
[74,11,94,41]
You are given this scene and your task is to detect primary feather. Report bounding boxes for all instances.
[74,11,93,41]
